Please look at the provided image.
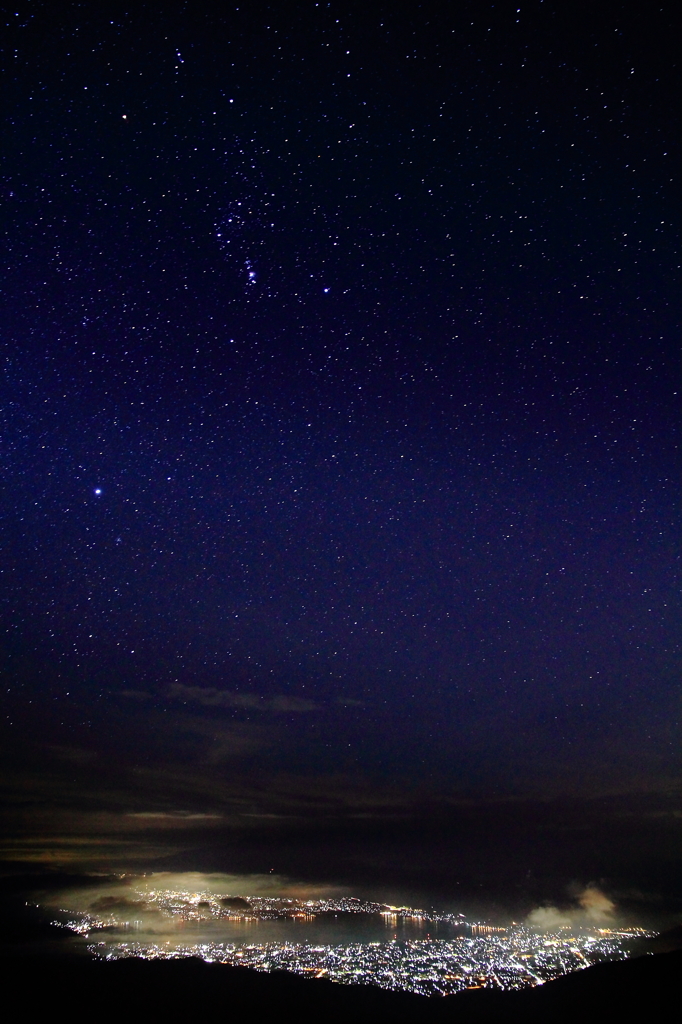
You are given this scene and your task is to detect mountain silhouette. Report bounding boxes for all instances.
[1,948,678,1022]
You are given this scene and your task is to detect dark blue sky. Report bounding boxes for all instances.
[0,1,678,897]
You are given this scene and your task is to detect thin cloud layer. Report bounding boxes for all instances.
[169,684,319,713]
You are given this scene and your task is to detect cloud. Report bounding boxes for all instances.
[526,905,572,929]
[168,683,319,713]
[175,716,269,762]
[126,812,223,821]
[578,885,616,920]
[42,871,343,916]
[527,885,616,931]
[131,871,342,899]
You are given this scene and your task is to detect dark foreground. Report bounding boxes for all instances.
[2,949,679,1023]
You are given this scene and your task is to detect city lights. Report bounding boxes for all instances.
[50,889,649,998]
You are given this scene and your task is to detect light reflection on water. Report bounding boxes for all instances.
[86,913,468,948]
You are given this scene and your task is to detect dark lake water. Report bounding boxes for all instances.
[78,911,470,950]
[162,912,467,945]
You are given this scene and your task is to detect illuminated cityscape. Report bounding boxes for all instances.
[90,931,645,997]
[50,889,649,997]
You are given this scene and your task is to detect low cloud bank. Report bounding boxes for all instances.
[43,870,342,916]
[527,885,616,930]
[39,871,346,945]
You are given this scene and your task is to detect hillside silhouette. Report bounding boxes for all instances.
[2,948,678,1022]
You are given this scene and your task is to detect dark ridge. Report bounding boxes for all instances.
[1,950,678,1023]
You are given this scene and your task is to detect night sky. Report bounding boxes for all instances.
[1,1,679,913]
